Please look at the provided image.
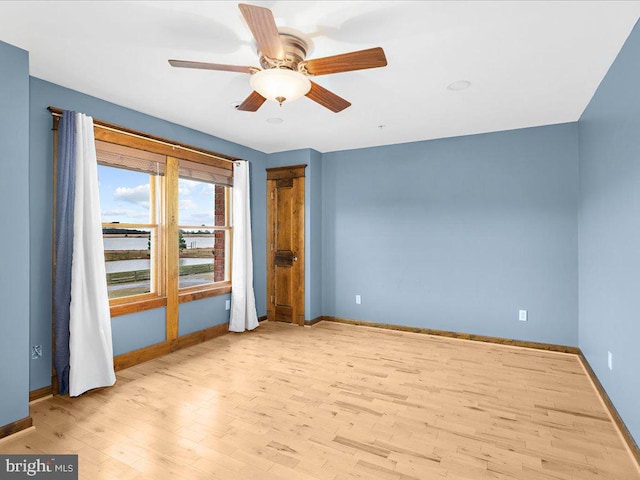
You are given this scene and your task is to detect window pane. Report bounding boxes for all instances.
[178,228,227,289]
[178,177,228,289]
[98,164,152,223]
[178,178,215,226]
[104,227,154,299]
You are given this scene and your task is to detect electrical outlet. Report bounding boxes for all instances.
[608,351,613,370]
[31,345,42,360]
[518,310,527,322]
[225,299,231,311]
[355,295,362,305]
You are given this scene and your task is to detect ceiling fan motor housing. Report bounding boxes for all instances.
[259,34,309,72]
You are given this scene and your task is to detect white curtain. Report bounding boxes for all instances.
[69,113,116,396]
[229,161,259,332]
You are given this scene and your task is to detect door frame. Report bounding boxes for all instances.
[266,164,306,326]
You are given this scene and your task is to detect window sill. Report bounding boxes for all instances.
[110,296,167,317]
[109,283,231,317]
[179,282,231,303]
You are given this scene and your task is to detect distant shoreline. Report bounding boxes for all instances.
[103,234,148,238]
[103,234,214,238]
[105,247,213,261]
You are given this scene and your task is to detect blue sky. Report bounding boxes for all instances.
[98,165,215,225]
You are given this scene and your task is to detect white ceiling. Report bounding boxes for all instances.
[1,1,639,154]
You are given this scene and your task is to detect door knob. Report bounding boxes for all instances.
[292,256,298,262]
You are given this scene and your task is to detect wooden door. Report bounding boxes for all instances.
[266,165,306,326]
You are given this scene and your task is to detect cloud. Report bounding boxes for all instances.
[181,212,215,226]
[114,184,150,206]
[101,208,149,222]
[179,178,215,197]
[178,178,216,225]
[199,183,215,195]
[178,179,200,196]
[179,198,198,210]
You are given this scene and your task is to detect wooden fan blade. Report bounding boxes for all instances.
[303,47,387,76]
[238,3,284,60]
[305,82,351,113]
[237,91,267,112]
[169,59,253,74]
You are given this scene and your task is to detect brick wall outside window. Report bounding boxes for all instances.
[213,185,226,282]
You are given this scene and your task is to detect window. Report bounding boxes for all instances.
[97,141,165,302]
[94,139,233,311]
[99,166,159,299]
[178,178,231,290]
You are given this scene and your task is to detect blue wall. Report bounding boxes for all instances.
[322,124,579,346]
[0,40,30,428]
[578,20,640,444]
[112,309,167,357]
[28,77,268,390]
[309,149,323,321]
[179,295,229,336]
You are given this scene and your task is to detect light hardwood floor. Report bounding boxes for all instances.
[1,321,639,480]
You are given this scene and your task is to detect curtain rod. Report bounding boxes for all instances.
[47,106,244,165]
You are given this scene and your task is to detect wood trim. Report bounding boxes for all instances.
[179,158,233,186]
[178,225,231,231]
[321,316,579,354]
[113,341,171,372]
[113,323,229,371]
[305,316,323,326]
[266,164,307,180]
[150,172,162,297]
[165,157,179,341]
[266,181,275,321]
[178,284,231,303]
[95,129,233,171]
[172,322,228,351]
[578,349,640,466]
[294,176,305,326]
[258,315,268,322]
[29,386,53,402]
[48,106,237,169]
[0,417,33,440]
[110,297,167,317]
[225,186,233,284]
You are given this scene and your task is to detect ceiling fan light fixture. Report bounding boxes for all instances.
[250,68,311,105]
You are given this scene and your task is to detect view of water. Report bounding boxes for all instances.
[103,235,220,298]
[104,236,214,273]
[103,235,215,250]
[105,257,211,273]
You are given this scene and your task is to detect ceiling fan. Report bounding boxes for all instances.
[168,3,388,113]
